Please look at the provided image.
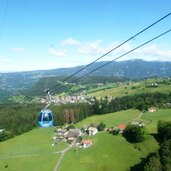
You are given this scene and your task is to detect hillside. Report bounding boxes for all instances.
[1,109,170,171]
[89,78,171,98]
[58,133,158,171]
[0,128,68,171]
[75,109,140,128]
[57,109,171,171]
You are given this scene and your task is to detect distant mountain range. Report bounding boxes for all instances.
[0,59,171,100]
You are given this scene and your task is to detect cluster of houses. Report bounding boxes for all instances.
[40,92,116,106]
[106,124,126,134]
[106,120,146,135]
[50,105,158,148]
[41,94,96,105]
[52,117,148,148]
[52,126,98,148]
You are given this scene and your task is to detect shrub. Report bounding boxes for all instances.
[97,122,106,131]
[123,124,148,143]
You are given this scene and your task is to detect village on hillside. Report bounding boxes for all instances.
[51,107,154,148]
[41,94,115,105]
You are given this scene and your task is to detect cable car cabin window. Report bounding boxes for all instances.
[49,113,52,121]
[38,113,42,121]
[43,113,52,122]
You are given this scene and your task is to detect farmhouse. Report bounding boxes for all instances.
[65,129,82,142]
[55,128,83,144]
[88,127,98,136]
[81,139,93,148]
[55,128,67,136]
[148,107,157,112]
[118,124,126,133]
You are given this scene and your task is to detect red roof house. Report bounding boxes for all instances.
[118,124,126,131]
[81,139,93,148]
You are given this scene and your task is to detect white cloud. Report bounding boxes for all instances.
[60,38,80,46]
[77,40,171,61]
[77,40,133,58]
[103,42,133,55]
[48,48,67,57]
[78,39,104,55]
[133,44,171,61]
[11,48,27,52]
[0,58,10,63]
[118,43,132,53]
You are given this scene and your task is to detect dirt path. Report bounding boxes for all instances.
[124,112,152,125]
[0,144,72,171]
[124,112,143,125]
[0,146,70,159]
[53,145,72,171]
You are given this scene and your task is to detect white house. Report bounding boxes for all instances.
[88,127,98,136]
[56,128,67,136]
[148,107,157,113]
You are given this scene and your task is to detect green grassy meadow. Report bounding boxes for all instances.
[0,154,60,171]
[0,108,170,171]
[58,109,170,171]
[58,132,158,171]
[141,109,171,133]
[89,80,171,98]
[0,128,67,171]
[75,109,140,128]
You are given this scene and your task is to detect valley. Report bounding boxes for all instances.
[0,109,170,171]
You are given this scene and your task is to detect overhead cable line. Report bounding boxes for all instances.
[52,29,171,94]
[0,0,10,37]
[47,12,171,93]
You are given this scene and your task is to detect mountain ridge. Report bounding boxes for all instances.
[1,59,171,101]
[1,59,171,89]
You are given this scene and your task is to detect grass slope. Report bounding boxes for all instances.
[75,109,140,128]
[89,80,171,98]
[59,109,171,171]
[0,128,67,171]
[0,109,170,171]
[58,132,158,171]
[141,109,171,133]
[0,154,60,171]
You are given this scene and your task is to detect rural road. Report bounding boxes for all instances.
[53,145,72,171]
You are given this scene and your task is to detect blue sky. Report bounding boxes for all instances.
[0,0,171,72]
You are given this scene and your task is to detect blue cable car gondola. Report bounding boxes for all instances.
[38,109,53,128]
[38,90,53,128]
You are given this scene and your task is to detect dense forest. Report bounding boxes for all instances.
[0,92,171,142]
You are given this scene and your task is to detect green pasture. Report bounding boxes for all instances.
[75,109,140,128]
[89,80,171,98]
[0,108,170,171]
[58,132,158,171]
[0,154,60,171]
[141,109,171,133]
[0,128,67,171]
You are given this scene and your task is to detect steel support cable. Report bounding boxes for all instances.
[52,29,171,94]
[47,13,171,93]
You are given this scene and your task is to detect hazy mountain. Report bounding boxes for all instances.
[0,59,171,100]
